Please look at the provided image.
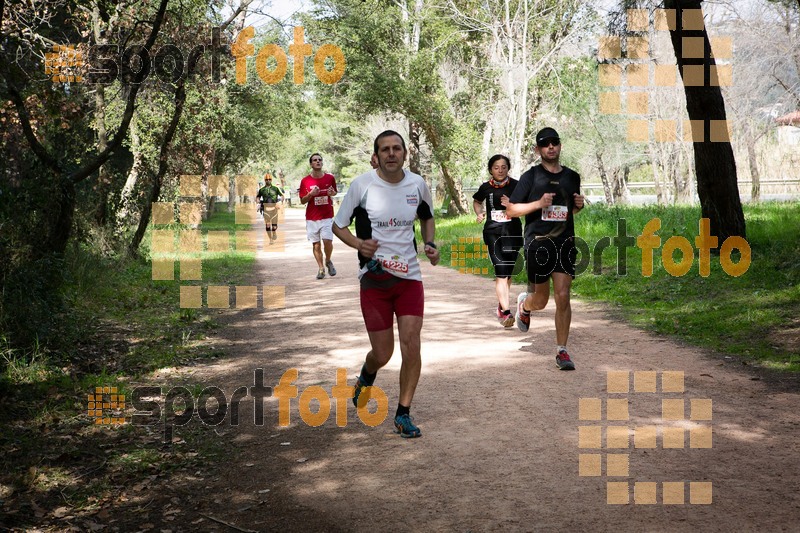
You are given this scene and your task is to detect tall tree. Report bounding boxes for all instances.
[663,0,746,241]
[445,0,588,174]
[129,0,255,253]
[1,0,171,256]
[0,0,169,346]
[311,0,474,213]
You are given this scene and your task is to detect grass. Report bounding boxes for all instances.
[427,201,800,370]
[0,207,256,529]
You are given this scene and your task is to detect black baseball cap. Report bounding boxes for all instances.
[535,127,560,146]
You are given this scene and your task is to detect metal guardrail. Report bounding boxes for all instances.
[459,179,799,195]
[431,179,799,213]
[580,179,800,190]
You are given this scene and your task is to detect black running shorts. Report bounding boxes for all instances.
[524,235,576,284]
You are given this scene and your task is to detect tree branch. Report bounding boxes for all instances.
[67,0,170,184]
[220,0,253,31]
[6,84,62,172]
[129,44,204,253]
[771,72,800,108]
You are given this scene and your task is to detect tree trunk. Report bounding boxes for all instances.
[481,117,493,164]
[615,166,631,204]
[201,146,215,221]
[115,110,143,229]
[409,120,421,175]
[228,175,236,212]
[130,49,199,253]
[92,4,110,226]
[596,152,614,204]
[664,0,746,241]
[651,157,664,204]
[47,179,77,256]
[423,124,468,215]
[94,84,111,225]
[128,0,252,250]
[748,140,760,202]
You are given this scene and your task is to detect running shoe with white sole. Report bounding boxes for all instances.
[516,292,530,332]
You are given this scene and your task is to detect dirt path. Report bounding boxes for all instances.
[174,209,800,532]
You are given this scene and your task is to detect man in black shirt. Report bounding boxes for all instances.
[504,127,585,370]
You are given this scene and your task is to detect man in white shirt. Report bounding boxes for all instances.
[332,130,440,438]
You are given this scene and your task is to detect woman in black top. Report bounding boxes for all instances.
[472,154,524,327]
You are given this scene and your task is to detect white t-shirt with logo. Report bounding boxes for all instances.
[333,169,434,281]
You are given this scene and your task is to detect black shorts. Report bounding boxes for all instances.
[484,231,523,278]
[524,235,576,284]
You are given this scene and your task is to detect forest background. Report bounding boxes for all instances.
[1,0,799,369]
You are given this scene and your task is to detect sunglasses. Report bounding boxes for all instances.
[311,158,323,162]
[537,137,561,148]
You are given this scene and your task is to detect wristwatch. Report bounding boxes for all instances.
[425,241,437,249]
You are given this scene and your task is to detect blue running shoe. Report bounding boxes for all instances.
[352,366,375,407]
[352,376,370,408]
[394,413,421,438]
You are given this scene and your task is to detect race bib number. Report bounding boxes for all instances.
[375,253,409,277]
[314,196,329,206]
[541,205,568,222]
[491,210,511,223]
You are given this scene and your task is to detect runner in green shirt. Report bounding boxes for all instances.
[256,172,284,244]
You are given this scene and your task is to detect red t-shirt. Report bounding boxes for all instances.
[299,173,337,221]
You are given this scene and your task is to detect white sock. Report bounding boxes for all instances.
[557,345,567,353]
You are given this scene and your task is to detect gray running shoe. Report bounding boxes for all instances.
[516,292,530,332]
[556,349,576,370]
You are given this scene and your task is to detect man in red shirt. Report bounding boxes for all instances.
[299,153,338,279]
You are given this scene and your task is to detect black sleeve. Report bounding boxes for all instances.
[417,200,433,221]
[416,179,434,221]
[472,183,488,202]
[562,170,580,210]
[509,171,532,204]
